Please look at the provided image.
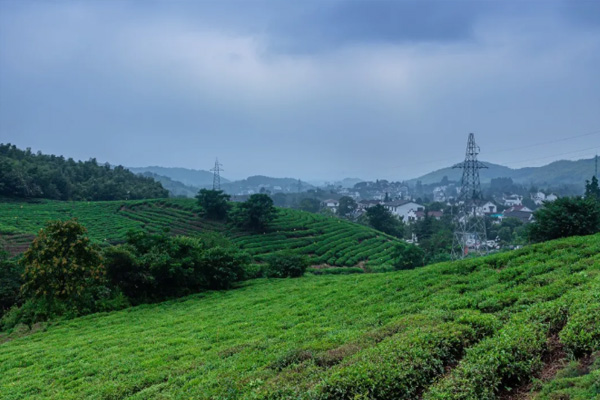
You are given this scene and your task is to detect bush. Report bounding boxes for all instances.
[265,252,309,278]
[104,231,250,300]
[199,247,250,289]
[392,242,425,270]
[560,287,600,357]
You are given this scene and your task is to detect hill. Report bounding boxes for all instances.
[411,157,596,187]
[0,144,168,201]
[220,175,314,195]
[1,233,598,399]
[0,199,400,268]
[138,172,200,198]
[127,166,228,188]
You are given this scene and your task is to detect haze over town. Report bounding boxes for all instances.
[1,0,599,181]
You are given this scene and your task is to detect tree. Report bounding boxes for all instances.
[529,196,600,242]
[337,196,357,218]
[231,194,277,232]
[0,251,23,317]
[20,219,105,313]
[299,198,320,213]
[391,242,424,270]
[196,189,231,220]
[365,204,403,237]
[585,176,600,201]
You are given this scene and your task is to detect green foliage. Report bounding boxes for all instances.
[0,234,599,398]
[534,353,600,399]
[529,196,600,242]
[585,175,600,201]
[231,194,277,232]
[0,143,168,200]
[20,219,105,314]
[391,241,425,270]
[559,283,600,357]
[0,251,23,317]
[265,252,310,278]
[0,198,407,269]
[365,204,403,237]
[195,188,231,220]
[104,231,250,301]
[199,246,250,289]
[337,196,357,218]
[299,198,321,213]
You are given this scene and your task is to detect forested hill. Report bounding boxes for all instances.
[0,143,168,201]
[411,157,596,187]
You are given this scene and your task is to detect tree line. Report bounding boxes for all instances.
[0,143,168,200]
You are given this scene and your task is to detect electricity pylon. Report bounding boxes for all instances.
[452,133,488,259]
[210,158,223,190]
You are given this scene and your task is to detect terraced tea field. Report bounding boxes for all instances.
[1,234,599,399]
[0,199,399,267]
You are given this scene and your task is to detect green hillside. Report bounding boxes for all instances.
[1,234,598,399]
[0,199,399,268]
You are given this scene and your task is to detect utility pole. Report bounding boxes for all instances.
[297,179,302,193]
[595,154,598,178]
[210,158,223,190]
[452,133,489,259]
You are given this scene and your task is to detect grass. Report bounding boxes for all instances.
[0,199,400,267]
[1,233,599,399]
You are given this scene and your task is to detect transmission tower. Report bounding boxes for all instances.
[210,158,223,190]
[452,133,488,259]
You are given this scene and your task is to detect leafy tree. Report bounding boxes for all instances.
[20,219,105,313]
[391,242,425,270]
[231,194,277,232]
[585,176,600,201]
[299,198,320,213]
[265,252,309,278]
[196,189,231,220]
[529,196,600,242]
[365,205,403,237]
[337,196,357,218]
[0,252,23,317]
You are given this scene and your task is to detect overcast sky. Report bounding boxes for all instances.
[1,0,599,181]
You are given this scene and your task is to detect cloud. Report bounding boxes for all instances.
[1,1,599,181]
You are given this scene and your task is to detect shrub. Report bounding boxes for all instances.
[265,252,309,278]
[198,247,250,289]
[392,242,425,270]
[230,194,277,232]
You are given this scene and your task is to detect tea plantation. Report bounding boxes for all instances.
[1,233,599,399]
[0,199,398,267]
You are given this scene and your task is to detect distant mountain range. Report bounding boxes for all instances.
[410,157,597,187]
[128,166,229,188]
[129,157,597,198]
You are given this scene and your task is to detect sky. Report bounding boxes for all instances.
[1,0,599,182]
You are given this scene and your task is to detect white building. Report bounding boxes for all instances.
[503,194,523,206]
[384,200,424,222]
[477,201,498,216]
